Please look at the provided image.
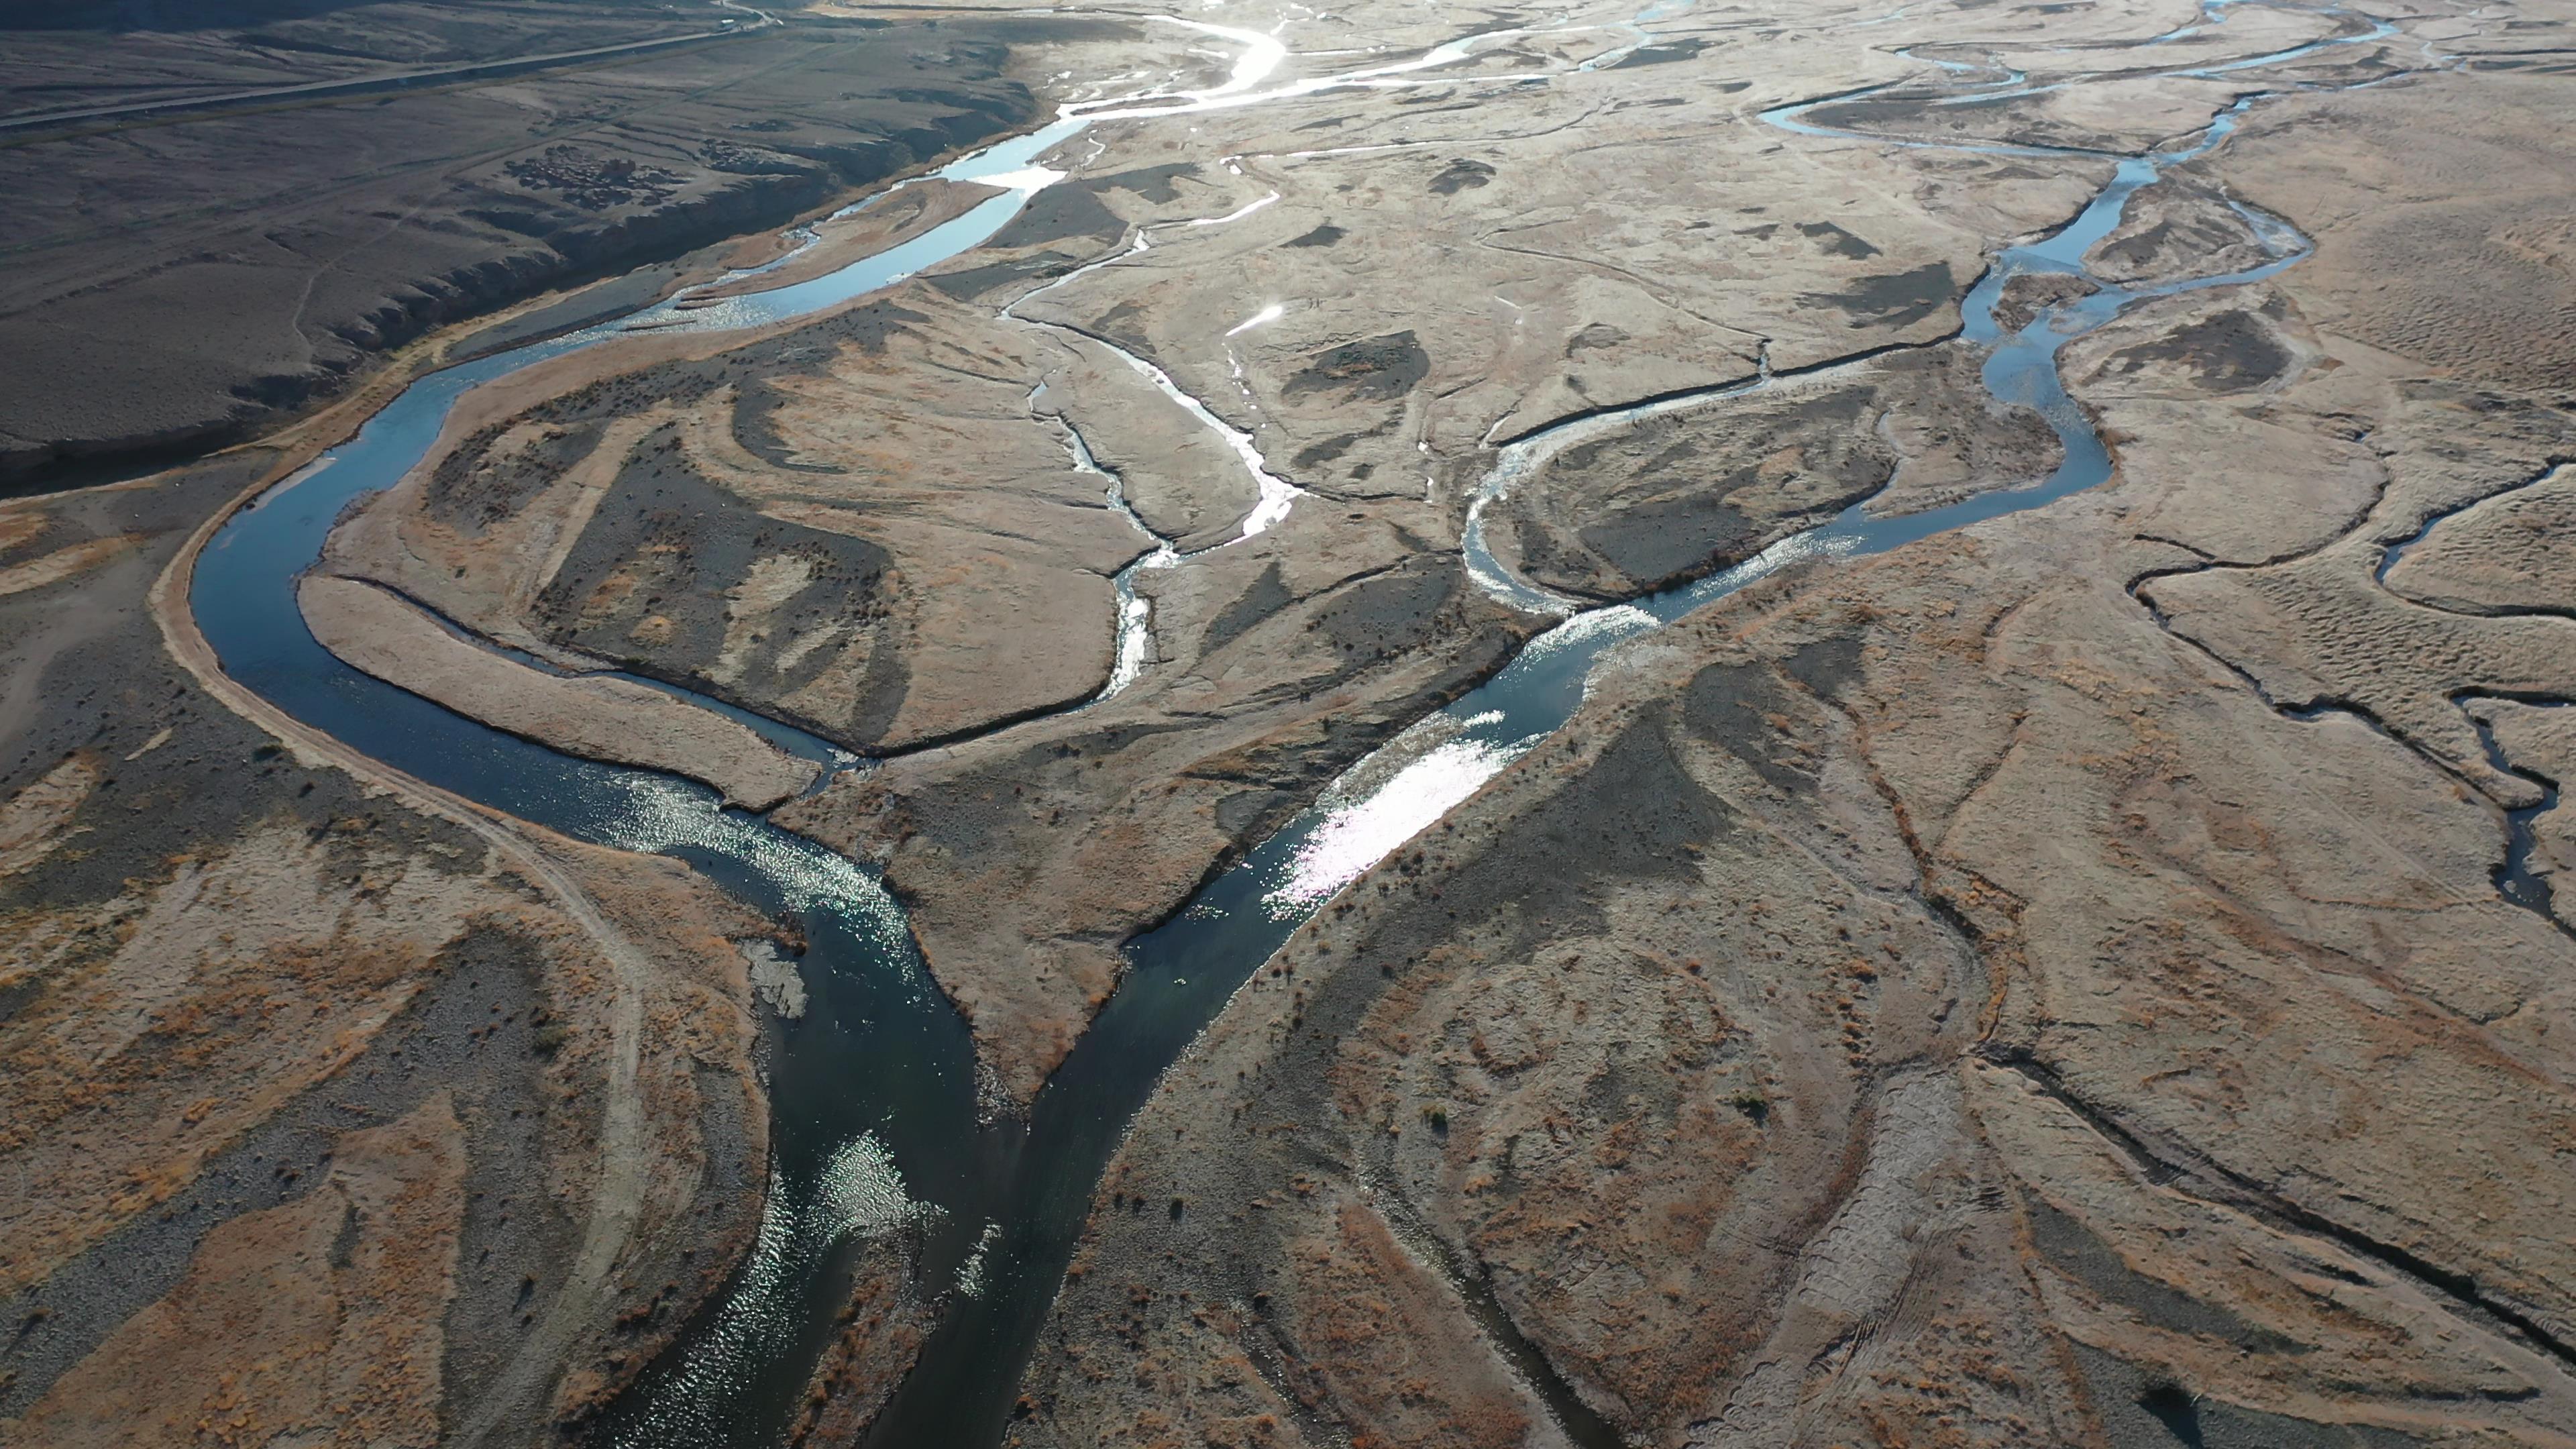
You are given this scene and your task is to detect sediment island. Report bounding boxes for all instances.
[4,0,2574,1444]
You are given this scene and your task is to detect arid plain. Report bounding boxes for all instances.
[3,0,2574,1444]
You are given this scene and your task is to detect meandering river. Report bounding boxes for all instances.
[187,1,2398,1442]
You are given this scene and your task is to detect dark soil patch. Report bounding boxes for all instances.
[1283,332,1429,404]
[1428,158,1495,195]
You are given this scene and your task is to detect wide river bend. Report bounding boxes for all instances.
[186,2,2392,1442]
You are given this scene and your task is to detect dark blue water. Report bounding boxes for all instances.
[189,121,1104,1449]
[184,1,2384,1441]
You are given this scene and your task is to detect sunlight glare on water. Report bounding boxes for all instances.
[1268,730,1542,913]
[611,1132,926,1444]
[582,771,918,955]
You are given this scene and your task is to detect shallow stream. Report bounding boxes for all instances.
[188,1,2392,1442]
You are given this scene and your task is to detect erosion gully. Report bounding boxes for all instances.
[186,0,2400,1442]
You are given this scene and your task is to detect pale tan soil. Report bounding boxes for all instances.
[779,498,1539,1106]
[448,0,2169,1113]
[1805,70,2269,155]
[1036,331,1262,549]
[0,536,140,598]
[11,1096,466,1448]
[325,286,1173,753]
[17,0,2575,1440]
[0,806,566,1303]
[1008,11,2576,1448]
[311,0,2508,1163]
[2383,462,2576,616]
[2072,288,2383,566]
[299,573,818,808]
[275,0,1534,1130]
[1485,343,2060,600]
[2125,298,2576,806]
[1014,331,2576,1448]
[2145,531,2576,803]
[2202,68,2576,390]
[0,755,95,879]
[986,62,2105,502]
[0,448,779,1446]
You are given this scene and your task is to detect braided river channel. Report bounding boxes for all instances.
[186,1,2394,1441]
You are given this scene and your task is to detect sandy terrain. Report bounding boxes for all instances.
[324,286,1159,752]
[10,0,2576,1440]
[0,449,785,1444]
[1486,343,2061,600]
[1004,6,2576,1449]
[299,572,818,808]
[321,0,2130,1116]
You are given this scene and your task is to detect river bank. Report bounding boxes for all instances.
[0,9,1181,1444]
[1014,13,2576,1449]
[9,0,2576,1442]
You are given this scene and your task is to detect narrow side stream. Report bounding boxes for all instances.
[870,16,2385,1438]
[2469,702,2567,920]
[193,120,1099,1446]
[180,18,1642,1446]
[183,1,2404,1444]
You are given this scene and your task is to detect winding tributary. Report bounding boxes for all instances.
[185,1,2402,1442]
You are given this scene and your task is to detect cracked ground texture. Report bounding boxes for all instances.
[1007,23,2576,1449]
[7,0,2574,1436]
[321,0,2125,1107]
